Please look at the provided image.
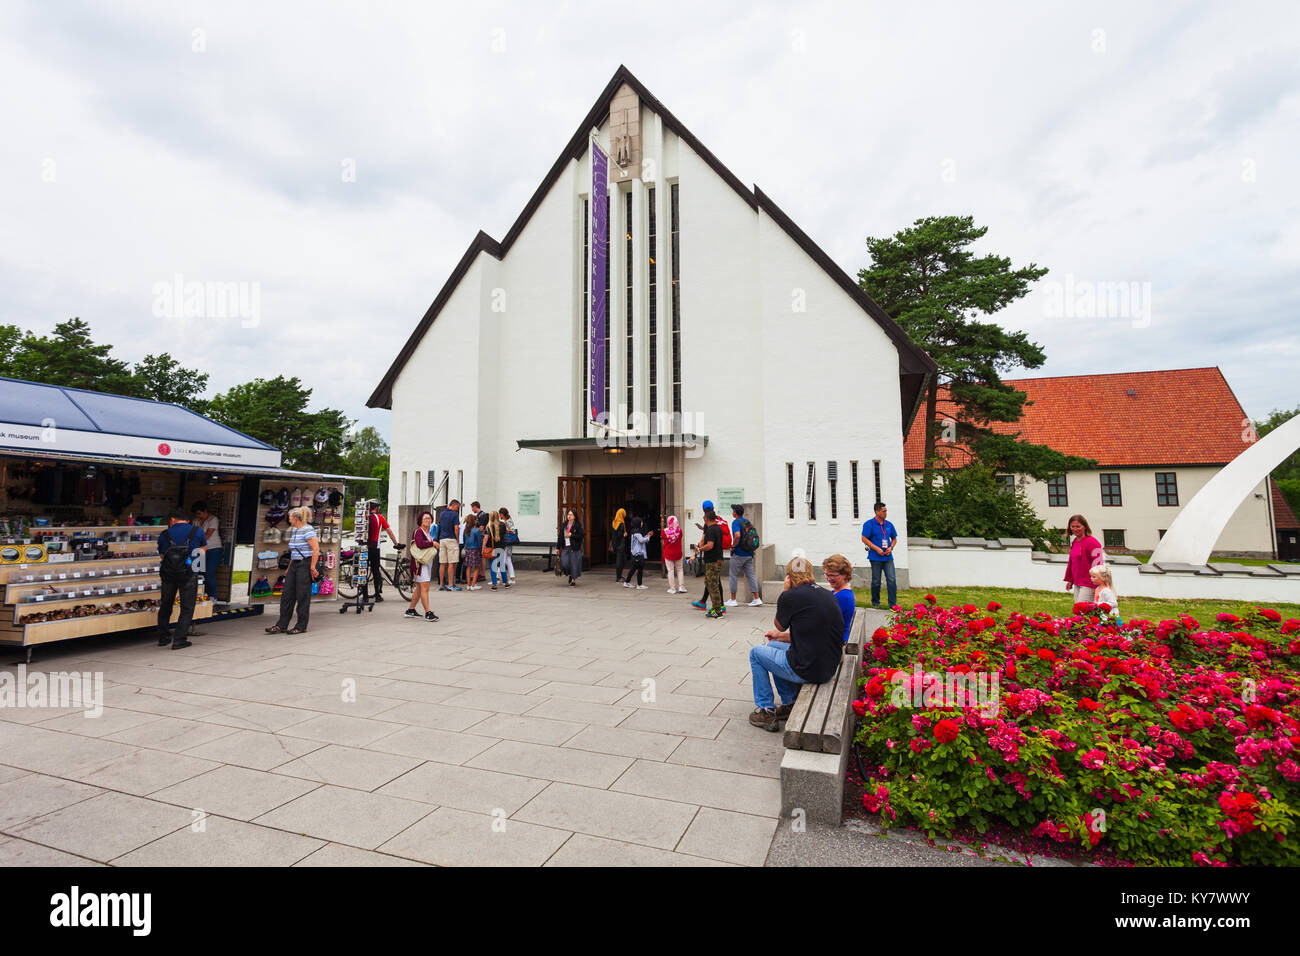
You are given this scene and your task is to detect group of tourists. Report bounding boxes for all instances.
[396,499,520,621]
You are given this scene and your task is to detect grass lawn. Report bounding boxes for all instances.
[232,570,250,585]
[853,585,1300,624]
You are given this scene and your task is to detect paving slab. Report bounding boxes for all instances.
[9,792,191,862]
[273,744,423,792]
[181,729,324,770]
[513,782,699,850]
[254,785,435,849]
[612,759,782,817]
[0,773,104,830]
[112,815,325,867]
[466,739,633,788]
[543,833,732,867]
[293,843,430,866]
[379,807,570,867]
[0,835,104,866]
[378,761,548,815]
[150,764,320,821]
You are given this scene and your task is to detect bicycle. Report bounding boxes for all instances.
[337,543,412,602]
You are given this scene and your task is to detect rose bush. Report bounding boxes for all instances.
[853,601,1299,866]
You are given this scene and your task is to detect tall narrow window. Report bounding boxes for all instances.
[457,470,464,505]
[581,197,589,425]
[603,191,610,421]
[828,461,838,519]
[670,183,681,421]
[401,471,408,506]
[414,472,421,502]
[805,462,817,521]
[625,190,634,429]
[872,460,882,507]
[786,462,795,520]
[647,186,657,427]
[850,461,860,519]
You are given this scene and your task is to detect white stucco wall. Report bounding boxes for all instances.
[908,541,1300,603]
[1017,467,1274,555]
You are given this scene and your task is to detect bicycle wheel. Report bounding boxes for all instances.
[391,556,412,601]
[336,556,359,600]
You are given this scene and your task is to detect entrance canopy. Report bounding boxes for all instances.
[516,435,708,453]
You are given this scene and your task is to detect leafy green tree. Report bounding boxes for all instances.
[858,216,1094,483]
[7,318,141,395]
[206,376,351,471]
[1255,407,1300,514]
[0,324,22,373]
[904,463,1055,550]
[131,353,210,411]
[341,425,389,478]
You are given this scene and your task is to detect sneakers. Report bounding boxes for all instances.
[667,587,676,594]
[468,585,482,591]
[425,611,439,622]
[691,599,707,609]
[748,598,764,607]
[405,608,419,618]
[749,707,778,732]
[677,587,688,593]
[724,599,739,607]
[636,584,648,590]
[623,581,633,588]
[706,607,726,619]
[171,640,192,651]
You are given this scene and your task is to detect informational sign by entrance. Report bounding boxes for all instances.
[716,487,745,512]
[517,491,541,516]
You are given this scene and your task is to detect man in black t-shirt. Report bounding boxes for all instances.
[698,506,725,618]
[748,556,844,731]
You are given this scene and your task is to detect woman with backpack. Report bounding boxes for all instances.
[661,515,686,593]
[498,507,518,585]
[558,509,584,586]
[266,506,319,635]
[404,510,439,621]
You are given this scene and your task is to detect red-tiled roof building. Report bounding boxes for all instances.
[904,368,1288,558]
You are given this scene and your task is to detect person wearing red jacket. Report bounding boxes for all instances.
[661,516,686,593]
[364,500,399,602]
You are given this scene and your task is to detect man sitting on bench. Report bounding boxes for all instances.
[748,556,845,733]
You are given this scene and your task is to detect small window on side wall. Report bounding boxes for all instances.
[995,474,1015,495]
[1047,475,1068,507]
[1103,529,1126,549]
[1156,472,1178,506]
[1100,473,1122,506]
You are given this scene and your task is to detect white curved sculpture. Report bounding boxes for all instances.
[1151,414,1300,566]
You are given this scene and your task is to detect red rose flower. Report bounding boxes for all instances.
[933,719,960,743]
[1257,607,1282,622]
[925,594,937,605]
[1036,648,1056,662]
[987,601,1001,612]
[872,627,888,645]
[1079,698,1099,712]
[851,699,867,717]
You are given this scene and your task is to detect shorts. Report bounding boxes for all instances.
[415,562,431,583]
[438,538,460,563]
[464,548,481,570]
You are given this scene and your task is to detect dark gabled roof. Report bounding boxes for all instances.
[367,65,936,410]
[0,375,274,450]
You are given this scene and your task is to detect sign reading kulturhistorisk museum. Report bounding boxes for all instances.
[0,424,282,469]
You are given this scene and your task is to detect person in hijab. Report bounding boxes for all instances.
[558,509,584,586]
[610,507,628,582]
[661,515,686,593]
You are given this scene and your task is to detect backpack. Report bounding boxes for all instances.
[160,526,199,582]
[740,519,760,552]
[718,520,732,550]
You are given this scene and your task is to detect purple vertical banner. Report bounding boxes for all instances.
[589,139,608,425]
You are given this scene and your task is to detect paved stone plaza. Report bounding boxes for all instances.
[0,572,875,867]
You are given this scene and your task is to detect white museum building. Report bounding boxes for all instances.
[368,66,935,572]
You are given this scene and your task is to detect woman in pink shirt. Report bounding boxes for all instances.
[1064,514,1104,603]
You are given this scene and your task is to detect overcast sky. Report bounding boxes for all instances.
[2,0,1297,437]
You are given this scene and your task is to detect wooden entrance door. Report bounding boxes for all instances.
[557,476,592,565]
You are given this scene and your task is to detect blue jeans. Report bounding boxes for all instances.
[870,558,897,608]
[749,642,806,710]
[489,550,508,585]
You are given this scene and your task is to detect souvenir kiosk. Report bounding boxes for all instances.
[0,377,353,661]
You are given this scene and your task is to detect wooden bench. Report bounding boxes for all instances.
[508,540,558,572]
[778,611,866,826]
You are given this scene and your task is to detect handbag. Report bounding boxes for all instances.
[482,529,496,562]
[409,531,437,565]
